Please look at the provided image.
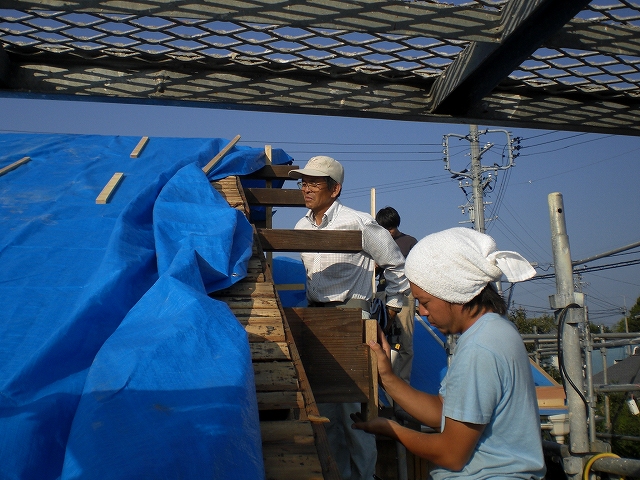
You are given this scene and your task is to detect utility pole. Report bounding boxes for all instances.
[443,125,520,233]
[469,125,485,233]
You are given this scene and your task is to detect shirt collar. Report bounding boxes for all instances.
[305,199,342,228]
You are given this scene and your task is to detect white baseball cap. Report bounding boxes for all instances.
[288,156,344,184]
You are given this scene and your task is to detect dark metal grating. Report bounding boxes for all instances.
[1,0,640,135]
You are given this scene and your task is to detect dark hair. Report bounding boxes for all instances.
[462,283,507,316]
[376,206,400,229]
[326,176,341,198]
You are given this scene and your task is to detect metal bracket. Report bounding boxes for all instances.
[549,292,584,309]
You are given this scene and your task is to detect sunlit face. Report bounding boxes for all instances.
[411,282,466,335]
[300,175,340,221]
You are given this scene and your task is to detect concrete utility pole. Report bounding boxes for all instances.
[443,125,519,233]
[548,193,590,479]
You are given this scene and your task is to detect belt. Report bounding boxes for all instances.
[309,298,371,311]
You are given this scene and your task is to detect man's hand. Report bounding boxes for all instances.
[369,324,394,381]
[350,412,397,436]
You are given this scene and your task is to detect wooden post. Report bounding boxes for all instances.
[364,318,379,421]
[264,145,273,270]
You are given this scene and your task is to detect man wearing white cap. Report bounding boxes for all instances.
[351,228,546,479]
[289,156,410,480]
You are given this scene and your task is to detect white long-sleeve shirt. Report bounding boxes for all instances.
[295,199,409,309]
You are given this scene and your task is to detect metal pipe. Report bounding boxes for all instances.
[601,346,611,433]
[592,333,640,339]
[396,442,408,480]
[583,311,597,445]
[589,337,640,349]
[548,192,590,454]
[588,456,640,477]
[572,240,640,266]
[593,384,640,393]
[597,432,640,442]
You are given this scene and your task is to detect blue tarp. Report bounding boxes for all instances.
[0,134,292,480]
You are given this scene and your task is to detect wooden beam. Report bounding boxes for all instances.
[257,229,362,252]
[429,0,593,115]
[0,156,30,178]
[244,188,304,206]
[129,136,149,158]
[244,164,300,180]
[202,134,241,175]
[96,172,124,204]
[285,307,370,404]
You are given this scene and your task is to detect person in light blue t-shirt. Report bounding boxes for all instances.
[351,227,547,479]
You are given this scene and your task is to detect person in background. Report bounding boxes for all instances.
[375,206,418,383]
[289,156,410,480]
[351,227,546,479]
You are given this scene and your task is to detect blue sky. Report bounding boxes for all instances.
[1,95,639,326]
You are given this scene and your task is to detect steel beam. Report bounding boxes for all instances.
[428,0,594,115]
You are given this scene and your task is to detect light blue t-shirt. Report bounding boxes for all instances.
[430,313,546,479]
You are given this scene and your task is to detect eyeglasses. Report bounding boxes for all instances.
[297,180,327,191]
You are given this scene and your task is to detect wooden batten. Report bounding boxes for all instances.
[202,134,241,175]
[257,229,362,252]
[244,164,300,179]
[96,172,124,204]
[243,188,304,206]
[129,136,149,158]
[0,156,30,177]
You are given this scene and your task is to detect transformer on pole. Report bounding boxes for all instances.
[443,125,520,233]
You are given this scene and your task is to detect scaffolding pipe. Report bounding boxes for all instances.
[601,346,611,433]
[593,384,640,393]
[583,319,597,445]
[548,193,590,455]
[587,456,640,477]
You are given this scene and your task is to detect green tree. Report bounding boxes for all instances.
[613,296,640,333]
[509,307,560,382]
[509,306,556,335]
[596,392,640,460]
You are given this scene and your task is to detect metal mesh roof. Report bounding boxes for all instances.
[1,0,640,135]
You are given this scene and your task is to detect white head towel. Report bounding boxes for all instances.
[404,227,536,304]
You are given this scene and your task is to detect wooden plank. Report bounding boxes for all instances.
[263,452,324,480]
[129,136,149,158]
[215,282,276,297]
[285,307,370,403]
[244,164,300,179]
[260,420,315,444]
[254,362,299,391]
[244,188,305,206]
[250,341,291,361]
[245,322,286,343]
[218,297,279,309]
[257,229,362,252]
[257,391,305,411]
[96,172,124,204]
[0,156,30,177]
[242,272,266,282]
[275,283,306,291]
[202,134,241,175]
[232,307,282,318]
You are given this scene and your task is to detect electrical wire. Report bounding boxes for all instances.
[557,304,590,414]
